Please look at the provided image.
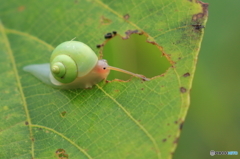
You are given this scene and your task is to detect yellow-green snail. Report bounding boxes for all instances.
[23,41,149,89]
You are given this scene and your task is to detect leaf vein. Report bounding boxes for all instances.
[31,124,93,159]
[96,84,162,159]
[0,21,35,158]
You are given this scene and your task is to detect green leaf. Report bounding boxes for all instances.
[0,0,208,159]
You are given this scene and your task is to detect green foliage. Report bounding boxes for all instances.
[0,0,207,158]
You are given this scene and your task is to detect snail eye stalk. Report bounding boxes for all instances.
[107,66,149,81]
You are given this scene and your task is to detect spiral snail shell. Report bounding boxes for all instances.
[23,41,149,89]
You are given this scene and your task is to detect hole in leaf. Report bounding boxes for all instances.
[56,148,68,159]
[61,111,66,117]
[103,34,171,80]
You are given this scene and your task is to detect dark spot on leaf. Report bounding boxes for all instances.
[167,123,170,126]
[25,121,29,125]
[162,138,167,142]
[104,32,113,39]
[56,149,68,159]
[141,88,144,90]
[61,111,66,117]
[17,6,25,12]
[180,87,187,93]
[174,121,178,124]
[180,121,184,130]
[192,24,205,31]
[173,137,179,144]
[112,31,117,35]
[96,44,102,48]
[100,16,112,25]
[168,135,171,138]
[123,14,130,20]
[183,72,190,77]
[105,80,109,83]
[31,138,34,142]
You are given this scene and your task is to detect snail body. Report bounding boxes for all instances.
[23,41,148,89]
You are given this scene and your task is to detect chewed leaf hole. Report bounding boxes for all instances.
[56,148,68,159]
[103,34,171,80]
[60,111,66,117]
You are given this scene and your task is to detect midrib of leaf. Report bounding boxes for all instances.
[96,84,162,159]
[0,22,34,158]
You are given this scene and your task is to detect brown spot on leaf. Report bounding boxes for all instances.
[173,137,179,144]
[100,16,112,25]
[123,14,130,20]
[17,6,25,12]
[174,121,178,124]
[192,1,208,21]
[162,138,167,142]
[179,121,184,130]
[168,135,171,138]
[25,121,29,125]
[180,87,187,93]
[31,138,35,142]
[96,44,102,48]
[183,72,190,77]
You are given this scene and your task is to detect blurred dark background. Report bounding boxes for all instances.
[104,0,240,158]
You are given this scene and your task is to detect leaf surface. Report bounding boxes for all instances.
[0,0,208,158]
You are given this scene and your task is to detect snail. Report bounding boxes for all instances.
[23,41,149,89]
